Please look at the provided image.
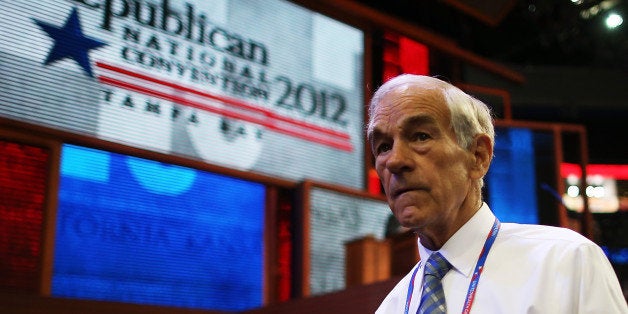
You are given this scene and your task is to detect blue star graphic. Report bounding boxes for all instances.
[34,8,106,77]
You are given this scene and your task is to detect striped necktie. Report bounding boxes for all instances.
[417,252,452,314]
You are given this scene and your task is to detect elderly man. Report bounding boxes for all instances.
[367,74,627,313]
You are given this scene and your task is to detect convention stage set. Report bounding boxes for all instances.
[1,0,625,312]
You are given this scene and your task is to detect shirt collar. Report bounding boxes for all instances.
[417,203,496,278]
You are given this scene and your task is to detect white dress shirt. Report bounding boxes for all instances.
[376,203,628,313]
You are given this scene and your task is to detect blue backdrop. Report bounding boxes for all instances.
[487,128,539,224]
[53,144,265,311]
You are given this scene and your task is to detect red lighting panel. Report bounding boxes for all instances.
[383,32,430,82]
[0,140,48,293]
[561,163,628,180]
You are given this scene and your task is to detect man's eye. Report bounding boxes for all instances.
[412,132,430,141]
[375,143,391,155]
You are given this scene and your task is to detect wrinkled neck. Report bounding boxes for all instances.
[416,191,482,251]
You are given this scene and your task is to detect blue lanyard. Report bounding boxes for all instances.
[404,217,501,314]
[403,260,422,314]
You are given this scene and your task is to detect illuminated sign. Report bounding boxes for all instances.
[0,0,365,188]
[53,144,266,311]
[561,163,625,213]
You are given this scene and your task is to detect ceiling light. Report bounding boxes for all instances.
[605,12,623,28]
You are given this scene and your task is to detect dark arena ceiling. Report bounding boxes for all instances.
[358,0,628,69]
[357,0,628,164]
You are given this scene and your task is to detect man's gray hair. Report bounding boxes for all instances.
[368,74,495,150]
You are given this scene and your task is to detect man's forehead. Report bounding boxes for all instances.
[369,100,450,140]
[378,84,444,109]
[372,90,446,121]
[368,83,446,131]
[369,113,438,136]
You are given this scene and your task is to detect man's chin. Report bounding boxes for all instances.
[396,215,420,229]
[396,211,431,231]
[395,206,420,224]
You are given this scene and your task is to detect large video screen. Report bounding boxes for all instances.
[307,186,390,295]
[52,144,266,311]
[0,0,365,189]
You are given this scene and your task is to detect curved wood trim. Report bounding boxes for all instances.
[0,117,298,189]
[290,0,525,84]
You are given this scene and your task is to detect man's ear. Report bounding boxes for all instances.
[469,134,493,180]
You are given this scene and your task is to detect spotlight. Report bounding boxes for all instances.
[605,12,623,28]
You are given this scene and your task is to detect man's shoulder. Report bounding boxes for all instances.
[498,222,596,249]
[491,223,611,285]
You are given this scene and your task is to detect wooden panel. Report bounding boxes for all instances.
[243,278,399,314]
[0,293,229,314]
[442,0,518,26]
[345,236,390,287]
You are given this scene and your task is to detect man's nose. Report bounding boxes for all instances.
[385,142,414,174]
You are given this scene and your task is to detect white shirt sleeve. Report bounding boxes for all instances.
[570,242,627,313]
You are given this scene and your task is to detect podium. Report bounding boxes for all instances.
[345,231,420,287]
[345,235,390,287]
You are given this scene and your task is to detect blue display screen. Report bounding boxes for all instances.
[53,144,265,311]
[487,128,539,224]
